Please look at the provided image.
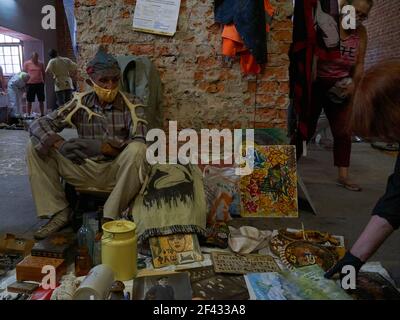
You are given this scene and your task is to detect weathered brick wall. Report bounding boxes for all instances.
[56,0,76,61]
[364,0,400,69]
[75,0,293,130]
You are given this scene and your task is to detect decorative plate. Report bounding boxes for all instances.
[279,241,337,271]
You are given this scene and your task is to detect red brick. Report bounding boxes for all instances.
[256,94,278,106]
[121,10,131,19]
[196,56,219,68]
[194,72,204,80]
[258,81,279,92]
[278,82,290,94]
[271,20,293,31]
[128,44,154,55]
[261,67,288,81]
[272,30,292,42]
[98,35,114,44]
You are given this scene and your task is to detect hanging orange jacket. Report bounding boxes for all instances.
[221,0,275,75]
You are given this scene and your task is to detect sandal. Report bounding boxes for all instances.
[336,179,362,192]
[34,208,71,240]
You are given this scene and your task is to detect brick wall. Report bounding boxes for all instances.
[364,0,400,69]
[75,0,293,130]
[56,0,76,61]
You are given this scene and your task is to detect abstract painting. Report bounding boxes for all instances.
[149,233,203,268]
[240,145,298,217]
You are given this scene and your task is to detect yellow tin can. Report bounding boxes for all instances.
[101,220,137,281]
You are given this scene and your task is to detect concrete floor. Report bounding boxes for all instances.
[0,129,399,284]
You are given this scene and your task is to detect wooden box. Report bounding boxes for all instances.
[16,255,67,283]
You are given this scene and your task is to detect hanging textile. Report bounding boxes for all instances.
[215,0,275,74]
[290,0,340,153]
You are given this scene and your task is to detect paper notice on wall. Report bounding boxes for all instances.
[132,0,181,36]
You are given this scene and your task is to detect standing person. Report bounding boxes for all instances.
[46,49,77,107]
[325,60,400,279]
[7,72,30,118]
[0,66,6,94]
[23,52,46,117]
[307,0,373,191]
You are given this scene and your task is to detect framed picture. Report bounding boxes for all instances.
[149,233,203,268]
[132,272,192,300]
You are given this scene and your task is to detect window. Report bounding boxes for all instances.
[0,34,23,76]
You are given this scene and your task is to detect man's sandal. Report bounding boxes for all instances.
[34,208,71,240]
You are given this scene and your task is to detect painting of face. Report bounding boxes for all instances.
[149,233,203,268]
[167,234,186,252]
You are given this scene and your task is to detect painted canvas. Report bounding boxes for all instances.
[240,145,298,217]
[149,233,203,268]
[245,265,352,300]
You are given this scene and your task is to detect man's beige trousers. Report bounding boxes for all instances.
[26,141,148,219]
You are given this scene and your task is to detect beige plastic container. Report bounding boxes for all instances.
[101,220,137,281]
[73,264,114,300]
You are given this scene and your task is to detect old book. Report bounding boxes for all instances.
[31,233,76,259]
[7,281,39,294]
[16,255,66,283]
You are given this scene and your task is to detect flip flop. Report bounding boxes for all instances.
[336,180,362,192]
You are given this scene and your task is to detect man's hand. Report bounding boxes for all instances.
[68,138,103,158]
[58,140,88,165]
[324,251,365,279]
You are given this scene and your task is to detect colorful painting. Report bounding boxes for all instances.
[245,265,352,300]
[149,233,203,268]
[240,145,298,217]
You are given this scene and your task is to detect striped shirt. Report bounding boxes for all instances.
[29,90,148,159]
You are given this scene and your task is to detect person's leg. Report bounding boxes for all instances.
[324,102,361,191]
[38,83,45,116]
[305,81,325,147]
[26,84,34,116]
[26,141,106,238]
[65,89,73,104]
[55,90,65,108]
[7,88,18,118]
[102,141,149,220]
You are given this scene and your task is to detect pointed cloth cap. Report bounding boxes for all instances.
[86,46,121,78]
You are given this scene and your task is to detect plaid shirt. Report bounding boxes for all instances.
[29,90,148,158]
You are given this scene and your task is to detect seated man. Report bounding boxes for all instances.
[27,47,149,240]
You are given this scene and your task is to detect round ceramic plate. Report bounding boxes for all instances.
[281,241,337,271]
